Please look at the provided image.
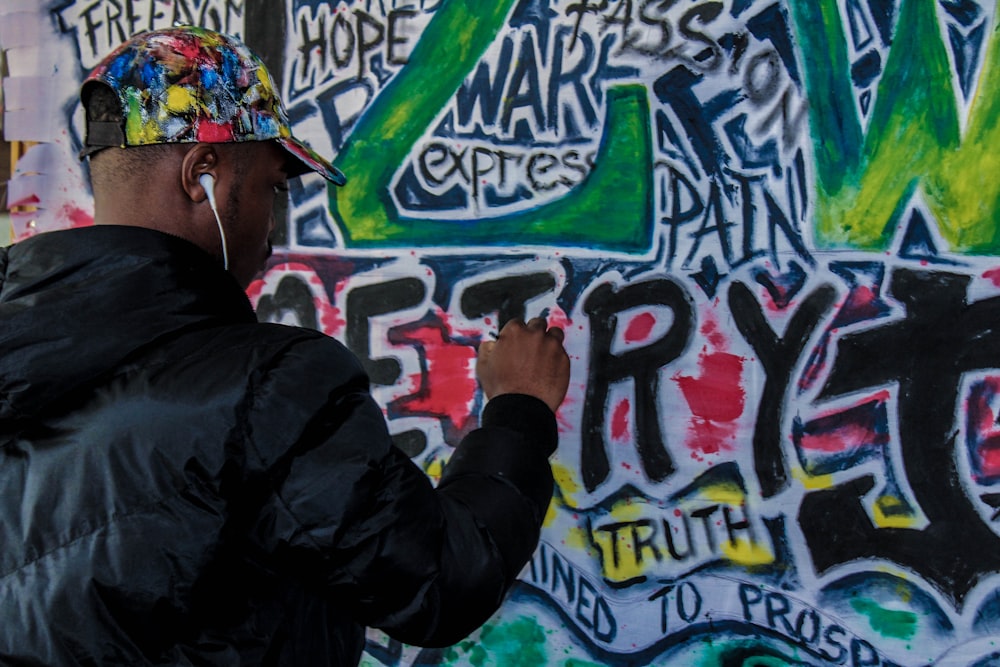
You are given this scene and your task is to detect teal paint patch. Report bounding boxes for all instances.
[851,598,919,640]
[444,617,548,666]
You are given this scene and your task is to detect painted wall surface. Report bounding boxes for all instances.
[3,0,1000,664]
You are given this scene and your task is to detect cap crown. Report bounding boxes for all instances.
[85,26,289,147]
[81,26,345,184]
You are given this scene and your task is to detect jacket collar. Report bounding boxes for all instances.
[0,225,257,420]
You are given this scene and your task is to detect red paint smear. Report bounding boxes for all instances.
[60,205,94,229]
[810,389,891,422]
[318,302,346,337]
[968,377,1000,435]
[612,399,630,441]
[978,438,1000,478]
[197,120,235,142]
[8,193,41,209]
[675,349,745,455]
[675,352,745,422]
[245,278,265,301]
[396,325,477,432]
[625,313,655,344]
[799,421,878,453]
[172,35,204,63]
[968,377,1000,477]
[546,307,572,331]
[764,298,782,313]
[701,311,726,348]
[984,267,1000,287]
[554,390,574,432]
[687,418,737,455]
[840,286,885,322]
[851,284,877,309]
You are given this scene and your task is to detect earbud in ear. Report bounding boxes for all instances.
[198,173,228,271]
[199,173,216,206]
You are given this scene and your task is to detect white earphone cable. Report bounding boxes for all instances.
[200,174,229,271]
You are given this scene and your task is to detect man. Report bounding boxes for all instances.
[0,26,570,665]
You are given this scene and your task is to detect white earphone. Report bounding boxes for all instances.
[199,173,229,271]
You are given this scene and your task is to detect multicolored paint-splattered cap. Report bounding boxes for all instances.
[80,25,345,185]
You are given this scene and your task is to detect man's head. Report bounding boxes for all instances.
[80,26,344,287]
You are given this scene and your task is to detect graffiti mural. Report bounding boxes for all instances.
[4,0,1000,663]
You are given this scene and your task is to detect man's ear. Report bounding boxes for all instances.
[180,144,220,203]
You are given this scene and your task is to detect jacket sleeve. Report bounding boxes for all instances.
[242,333,557,647]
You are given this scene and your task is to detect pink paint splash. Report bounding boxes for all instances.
[984,267,1000,288]
[60,204,94,228]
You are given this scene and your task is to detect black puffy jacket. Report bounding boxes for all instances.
[0,226,556,665]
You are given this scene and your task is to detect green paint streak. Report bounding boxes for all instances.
[851,598,919,640]
[692,638,807,667]
[330,0,516,244]
[929,18,1000,250]
[790,0,957,247]
[329,0,653,252]
[784,0,861,193]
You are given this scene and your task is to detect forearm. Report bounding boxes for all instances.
[438,393,556,577]
[375,394,557,646]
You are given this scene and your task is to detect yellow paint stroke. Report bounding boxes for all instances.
[698,480,746,505]
[552,461,580,501]
[564,525,590,551]
[608,497,646,522]
[591,518,649,582]
[424,456,445,484]
[543,500,558,528]
[873,494,920,528]
[792,467,835,490]
[164,85,197,114]
[722,537,775,567]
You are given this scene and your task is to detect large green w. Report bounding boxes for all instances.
[789,0,1000,253]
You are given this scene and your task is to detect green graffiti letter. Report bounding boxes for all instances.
[329,0,654,253]
[789,0,1000,253]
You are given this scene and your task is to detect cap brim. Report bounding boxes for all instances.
[279,137,346,186]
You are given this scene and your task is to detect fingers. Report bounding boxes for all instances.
[526,316,547,331]
[499,316,564,340]
[478,339,496,358]
[477,315,571,412]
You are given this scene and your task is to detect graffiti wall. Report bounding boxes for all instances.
[4,0,1000,664]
